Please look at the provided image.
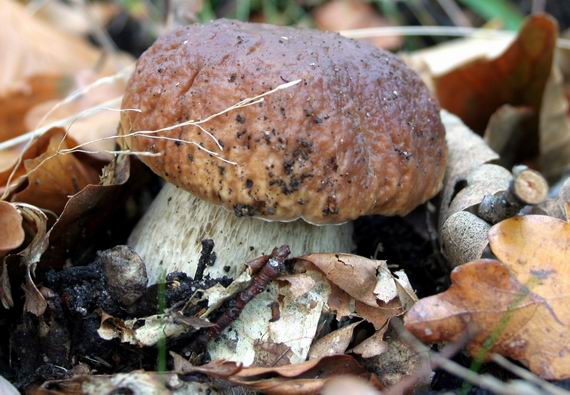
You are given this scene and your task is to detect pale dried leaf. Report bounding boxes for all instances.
[15,204,49,315]
[278,273,316,299]
[539,64,570,179]
[299,254,385,307]
[350,327,388,359]
[308,321,360,360]
[98,310,210,347]
[208,269,331,365]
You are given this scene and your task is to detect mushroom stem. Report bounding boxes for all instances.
[128,183,354,284]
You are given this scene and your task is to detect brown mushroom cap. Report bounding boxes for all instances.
[120,19,447,225]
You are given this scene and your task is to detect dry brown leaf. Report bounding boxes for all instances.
[0,0,117,93]
[278,273,316,299]
[308,321,361,360]
[208,268,331,365]
[299,254,385,307]
[355,300,399,330]
[175,354,375,395]
[98,309,209,346]
[406,215,570,379]
[483,105,534,164]
[314,0,401,49]
[0,75,70,142]
[435,16,557,156]
[253,341,293,367]
[16,204,49,315]
[539,62,570,179]
[12,129,101,214]
[0,201,24,257]
[327,282,355,319]
[32,371,220,395]
[350,327,388,359]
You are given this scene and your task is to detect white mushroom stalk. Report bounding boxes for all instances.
[129,183,354,284]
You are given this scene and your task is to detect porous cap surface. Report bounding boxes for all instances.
[121,19,447,224]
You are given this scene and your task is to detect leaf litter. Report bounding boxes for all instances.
[3,4,570,395]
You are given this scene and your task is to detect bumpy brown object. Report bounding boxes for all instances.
[120,19,447,224]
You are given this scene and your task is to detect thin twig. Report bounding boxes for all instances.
[491,354,570,395]
[390,319,548,395]
[339,25,570,50]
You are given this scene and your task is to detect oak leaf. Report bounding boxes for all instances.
[405,215,570,379]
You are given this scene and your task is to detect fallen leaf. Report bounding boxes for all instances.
[0,201,24,256]
[175,354,375,395]
[406,214,570,379]
[488,215,570,309]
[15,204,49,315]
[278,273,316,299]
[0,75,71,142]
[12,129,101,214]
[0,0,106,93]
[41,154,134,267]
[435,16,557,160]
[483,105,534,165]
[350,327,388,359]
[98,310,209,346]
[308,321,361,360]
[253,341,293,367]
[32,371,220,395]
[355,300,399,330]
[538,61,570,179]
[208,269,331,365]
[314,0,401,49]
[298,253,386,307]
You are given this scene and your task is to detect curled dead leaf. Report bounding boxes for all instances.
[174,354,375,395]
[298,253,386,307]
[435,15,557,155]
[308,321,361,360]
[0,201,24,256]
[12,129,101,214]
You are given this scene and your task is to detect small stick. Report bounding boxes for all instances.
[208,245,290,339]
[478,165,548,224]
[194,239,216,281]
[490,354,569,395]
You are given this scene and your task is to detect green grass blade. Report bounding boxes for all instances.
[458,0,524,30]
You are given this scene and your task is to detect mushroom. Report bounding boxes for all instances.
[120,19,447,286]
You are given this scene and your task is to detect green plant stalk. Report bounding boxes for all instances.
[458,0,523,30]
[236,0,251,21]
[157,271,167,372]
